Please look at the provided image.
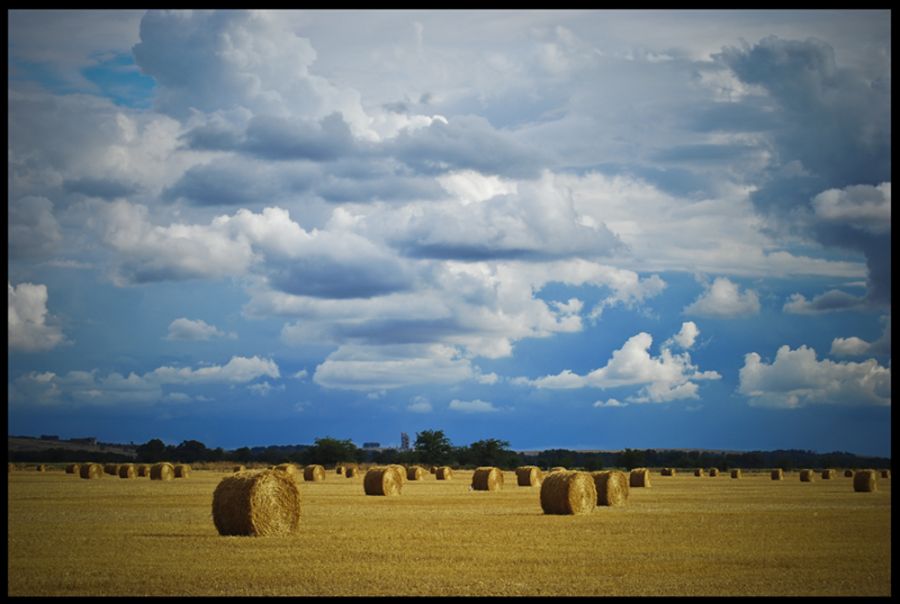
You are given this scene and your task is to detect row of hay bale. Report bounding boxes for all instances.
[64,462,191,480]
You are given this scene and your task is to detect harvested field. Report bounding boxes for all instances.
[6,469,891,596]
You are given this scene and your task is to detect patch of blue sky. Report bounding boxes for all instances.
[81,52,155,108]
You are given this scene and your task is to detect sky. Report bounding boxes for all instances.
[7,9,891,456]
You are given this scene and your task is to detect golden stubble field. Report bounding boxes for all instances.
[6,467,891,596]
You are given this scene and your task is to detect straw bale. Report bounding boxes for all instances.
[429,466,438,474]
[629,468,651,488]
[592,470,629,507]
[35,464,47,472]
[799,469,815,482]
[303,464,326,482]
[104,464,119,476]
[151,462,175,481]
[694,468,704,477]
[66,464,81,474]
[407,466,426,480]
[363,466,403,496]
[515,466,543,487]
[174,464,191,478]
[540,471,597,515]
[843,469,854,478]
[388,464,407,485]
[233,465,246,473]
[435,466,453,480]
[335,465,346,475]
[661,467,676,476]
[118,464,137,479]
[212,469,302,536]
[853,469,877,493]
[821,469,835,479]
[346,466,359,478]
[273,464,300,481]
[881,470,890,479]
[730,469,742,479]
[79,463,103,479]
[472,467,504,491]
[549,466,567,473]
[771,468,784,480]
[709,468,719,477]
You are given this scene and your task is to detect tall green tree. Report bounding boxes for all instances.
[305,437,359,466]
[136,438,168,463]
[465,438,515,468]
[414,429,453,465]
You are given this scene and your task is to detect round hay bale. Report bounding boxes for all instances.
[771,468,784,480]
[515,465,543,487]
[335,465,346,475]
[35,464,47,472]
[629,468,651,488]
[363,466,403,496]
[730,469,742,479]
[174,464,191,478]
[881,470,890,479]
[103,464,119,476]
[273,464,299,481]
[709,468,719,477]
[549,466,567,473]
[429,466,438,474]
[346,466,359,478]
[799,469,815,482]
[407,466,425,481]
[821,469,835,480]
[540,471,596,515]
[79,463,103,479]
[843,469,854,478]
[303,464,325,482]
[661,467,676,476]
[137,464,152,477]
[212,468,302,536]
[694,468,704,477]
[233,465,246,473]
[435,466,453,480]
[388,464,407,485]
[65,463,81,474]
[150,462,175,481]
[853,469,878,493]
[472,467,504,491]
[118,464,137,479]
[592,470,629,507]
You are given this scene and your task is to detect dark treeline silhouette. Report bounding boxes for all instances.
[8,432,891,470]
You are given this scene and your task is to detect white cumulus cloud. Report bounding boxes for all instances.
[448,399,499,413]
[8,282,67,352]
[683,277,760,318]
[165,317,233,341]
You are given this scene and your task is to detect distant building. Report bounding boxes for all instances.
[400,432,410,451]
[362,442,381,449]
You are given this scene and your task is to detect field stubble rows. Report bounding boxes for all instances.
[7,469,891,596]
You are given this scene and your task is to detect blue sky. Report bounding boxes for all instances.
[7,10,891,456]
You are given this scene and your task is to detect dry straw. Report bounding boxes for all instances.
[104,464,119,476]
[65,464,81,474]
[661,468,676,476]
[303,464,325,482]
[771,468,784,480]
[821,469,835,480]
[407,466,425,481]
[233,465,246,473]
[137,464,152,477]
[429,466,438,474]
[212,468,302,536]
[174,464,191,478]
[843,469,854,478]
[335,465,346,475]
[800,469,815,482]
[79,463,103,479]
[435,466,453,480]
[592,470,629,507]
[274,464,300,481]
[118,464,137,479]
[694,468,704,477]
[629,468,651,488]
[880,470,890,479]
[388,464,407,485]
[730,469,742,479]
[540,471,597,515]
[151,462,175,481]
[853,469,878,493]
[549,466,567,473]
[709,468,719,477]
[363,466,403,496]
[515,466,543,487]
[472,467,504,491]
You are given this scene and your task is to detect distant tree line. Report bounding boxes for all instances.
[9,431,891,470]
